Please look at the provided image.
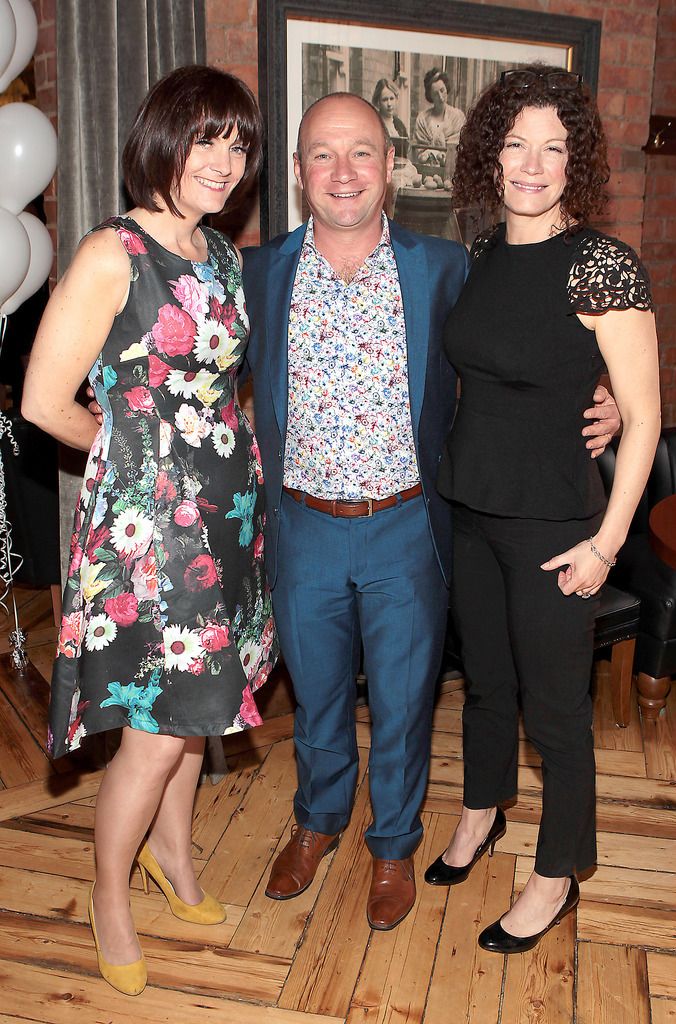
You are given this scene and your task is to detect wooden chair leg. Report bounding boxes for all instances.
[636,672,672,720]
[50,583,62,626]
[201,735,228,785]
[610,638,635,728]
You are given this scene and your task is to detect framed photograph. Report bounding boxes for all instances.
[257,0,601,244]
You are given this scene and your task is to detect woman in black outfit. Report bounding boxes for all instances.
[425,66,660,953]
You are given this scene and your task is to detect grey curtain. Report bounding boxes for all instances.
[56,0,206,585]
[57,0,206,269]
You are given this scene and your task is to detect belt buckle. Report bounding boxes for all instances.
[365,497,373,517]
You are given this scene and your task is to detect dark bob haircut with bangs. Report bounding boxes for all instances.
[122,65,264,217]
[452,63,610,232]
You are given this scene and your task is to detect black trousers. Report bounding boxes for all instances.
[451,503,603,877]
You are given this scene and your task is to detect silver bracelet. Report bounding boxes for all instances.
[589,537,616,568]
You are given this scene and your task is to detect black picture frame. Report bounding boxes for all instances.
[257,0,601,241]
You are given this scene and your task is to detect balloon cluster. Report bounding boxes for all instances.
[0,0,57,317]
[0,0,55,671]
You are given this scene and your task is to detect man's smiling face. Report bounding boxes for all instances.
[293,95,394,236]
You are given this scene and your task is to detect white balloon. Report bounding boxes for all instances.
[0,206,29,308]
[0,0,37,92]
[0,0,17,81]
[0,211,52,315]
[0,103,57,213]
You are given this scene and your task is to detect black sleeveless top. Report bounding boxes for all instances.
[437,223,652,520]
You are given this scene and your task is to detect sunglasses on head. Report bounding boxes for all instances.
[499,69,583,91]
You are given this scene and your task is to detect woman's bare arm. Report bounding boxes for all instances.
[22,229,130,452]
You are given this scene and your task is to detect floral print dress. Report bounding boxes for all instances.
[48,216,278,758]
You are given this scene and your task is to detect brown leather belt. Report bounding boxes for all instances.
[283,483,423,518]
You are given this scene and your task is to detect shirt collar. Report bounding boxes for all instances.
[302,213,392,260]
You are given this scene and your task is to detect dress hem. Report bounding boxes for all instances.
[49,714,261,760]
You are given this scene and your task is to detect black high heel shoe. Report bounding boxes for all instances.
[424,806,506,886]
[478,875,579,954]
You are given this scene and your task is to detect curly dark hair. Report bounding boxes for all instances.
[452,64,610,231]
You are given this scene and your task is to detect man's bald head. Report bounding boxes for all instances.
[295,92,390,164]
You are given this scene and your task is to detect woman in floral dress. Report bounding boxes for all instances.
[22,66,277,995]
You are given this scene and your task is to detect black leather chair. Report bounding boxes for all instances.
[439,584,641,728]
[597,427,676,719]
[593,584,640,727]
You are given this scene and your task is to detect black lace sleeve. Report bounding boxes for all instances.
[567,234,653,314]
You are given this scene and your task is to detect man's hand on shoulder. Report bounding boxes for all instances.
[582,385,621,459]
[86,386,104,425]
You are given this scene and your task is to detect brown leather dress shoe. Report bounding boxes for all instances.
[367,856,416,930]
[265,825,340,900]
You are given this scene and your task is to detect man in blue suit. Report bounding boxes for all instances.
[242,93,466,929]
[242,92,617,931]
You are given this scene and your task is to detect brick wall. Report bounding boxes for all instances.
[206,0,259,245]
[30,0,57,284]
[206,0,674,425]
[642,0,676,427]
[206,0,659,244]
[27,0,674,422]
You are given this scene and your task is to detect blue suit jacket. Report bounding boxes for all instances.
[242,219,469,587]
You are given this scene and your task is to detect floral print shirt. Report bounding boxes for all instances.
[283,215,420,500]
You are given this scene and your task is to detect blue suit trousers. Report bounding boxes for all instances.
[272,491,448,859]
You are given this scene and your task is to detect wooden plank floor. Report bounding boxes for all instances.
[1,583,675,1023]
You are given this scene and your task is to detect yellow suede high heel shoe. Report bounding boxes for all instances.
[137,842,227,924]
[87,886,147,996]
